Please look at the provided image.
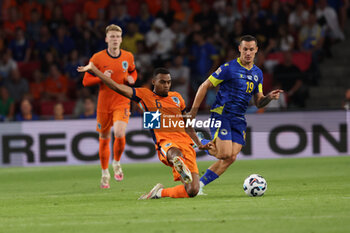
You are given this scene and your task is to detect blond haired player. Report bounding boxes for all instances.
[82,24,137,188]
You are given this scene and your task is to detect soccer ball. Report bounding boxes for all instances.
[243,174,267,197]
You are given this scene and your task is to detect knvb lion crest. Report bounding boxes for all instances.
[122,61,128,70]
[171,96,180,106]
[165,143,172,147]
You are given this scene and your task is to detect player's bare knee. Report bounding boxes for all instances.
[114,130,125,138]
[216,152,231,160]
[223,155,236,167]
[231,153,238,162]
[99,133,110,140]
[114,133,124,138]
[215,146,232,159]
[186,185,199,198]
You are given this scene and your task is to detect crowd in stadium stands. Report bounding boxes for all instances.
[0,0,348,121]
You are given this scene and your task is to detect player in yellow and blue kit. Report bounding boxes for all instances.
[208,54,263,146]
[188,35,283,194]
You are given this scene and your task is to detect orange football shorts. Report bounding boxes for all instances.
[96,107,130,133]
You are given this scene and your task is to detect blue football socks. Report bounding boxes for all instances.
[200,169,219,186]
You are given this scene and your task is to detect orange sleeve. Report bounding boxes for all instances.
[82,71,102,86]
[131,88,150,103]
[128,53,137,82]
[82,55,102,86]
[83,1,96,20]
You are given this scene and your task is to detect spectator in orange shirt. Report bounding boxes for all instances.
[43,0,55,21]
[61,0,80,22]
[44,64,69,101]
[174,1,194,26]
[1,0,17,22]
[83,0,109,21]
[145,0,162,16]
[29,70,45,101]
[4,6,26,38]
[19,0,42,22]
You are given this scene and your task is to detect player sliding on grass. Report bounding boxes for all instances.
[188,35,283,195]
[78,63,210,199]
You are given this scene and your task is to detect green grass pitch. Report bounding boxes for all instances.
[0,156,349,233]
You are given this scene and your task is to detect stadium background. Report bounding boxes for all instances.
[0,1,350,233]
[0,0,349,165]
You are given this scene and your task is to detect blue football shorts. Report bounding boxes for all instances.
[209,112,247,146]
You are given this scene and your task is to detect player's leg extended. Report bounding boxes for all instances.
[207,142,242,175]
[97,112,113,188]
[112,107,130,181]
[138,146,199,199]
[199,138,234,188]
[99,130,112,188]
[211,137,233,159]
[200,115,246,191]
[112,120,127,181]
[161,172,199,198]
[162,147,199,198]
[139,172,199,200]
[199,142,242,194]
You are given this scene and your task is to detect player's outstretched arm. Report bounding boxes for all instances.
[254,89,284,108]
[77,62,133,99]
[188,79,214,119]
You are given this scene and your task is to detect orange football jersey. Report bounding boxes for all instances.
[83,49,137,113]
[131,88,193,146]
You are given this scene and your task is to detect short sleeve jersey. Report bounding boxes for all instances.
[131,88,193,146]
[208,58,263,117]
[84,49,136,113]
